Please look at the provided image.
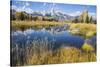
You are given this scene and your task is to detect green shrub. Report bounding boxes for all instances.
[82,43,94,52]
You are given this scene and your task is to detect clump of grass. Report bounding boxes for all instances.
[82,43,94,52]
[55,47,81,63]
[86,31,96,39]
[55,47,96,63]
[69,23,96,38]
[81,43,96,62]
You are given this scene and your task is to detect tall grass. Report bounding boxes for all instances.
[11,39,96,66]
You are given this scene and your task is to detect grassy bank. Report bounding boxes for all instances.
[69,23,96,38]
[11,21,69,31]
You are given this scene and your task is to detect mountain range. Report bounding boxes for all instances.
[11,9,96,22]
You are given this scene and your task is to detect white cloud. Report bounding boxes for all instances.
[50,3,56,13]
[25,2,30,7]
[22,5,25,9]
[16,1,20,4]
[52,3,56,6]
[11,2,33,13]
[89,12,96,16]
[24,8,33,13]
[68,11,96,19]
[16,7,22,12]
[68,11,82,16]
[16,6,33,13]
[11,5,17,9]
[15,1,30,6]
[42,10,46,16]
[89,12,96,19]
[43,2,46,6]
[11,5,33,13]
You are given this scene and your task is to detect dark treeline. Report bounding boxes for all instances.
[10,10,58,22]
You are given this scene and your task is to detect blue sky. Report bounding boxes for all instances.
[11,0,96,17]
